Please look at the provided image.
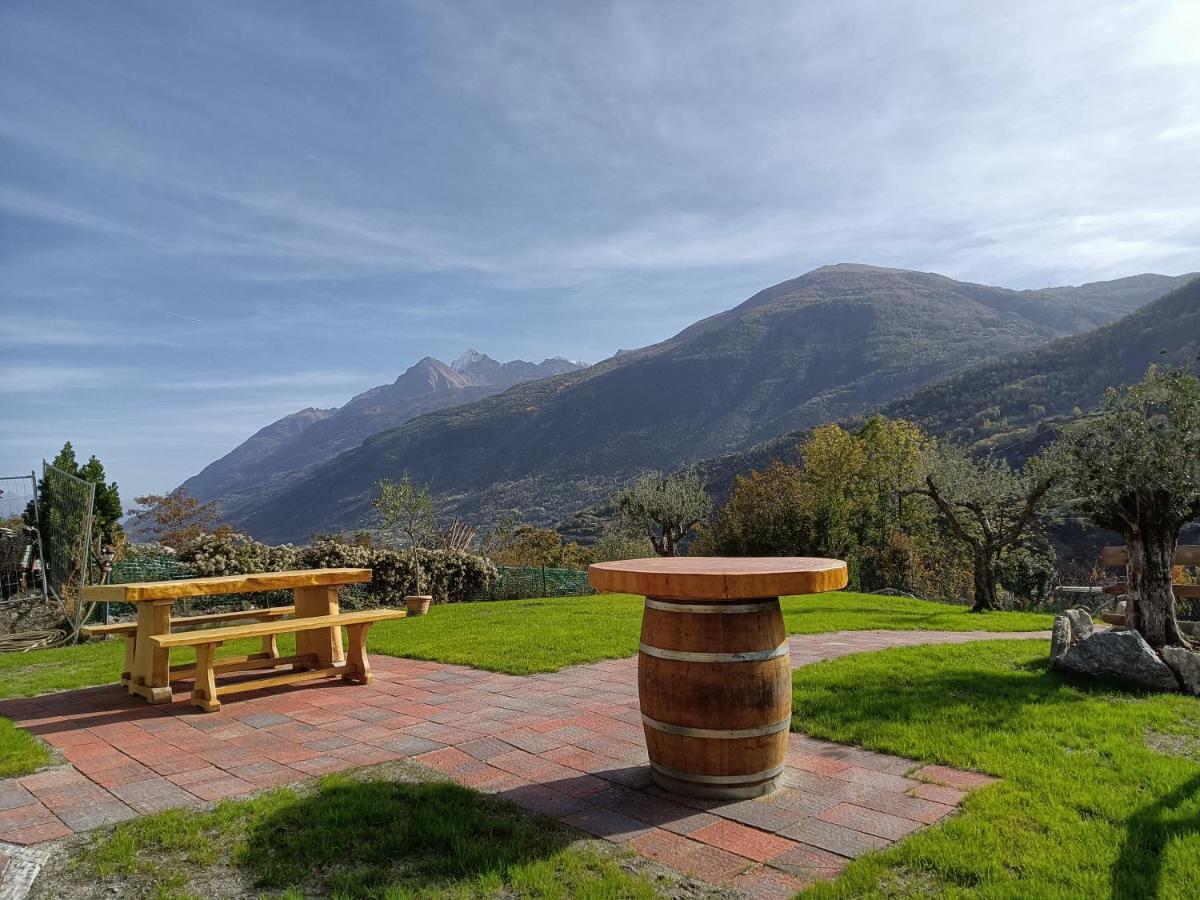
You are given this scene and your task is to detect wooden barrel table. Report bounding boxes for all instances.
[589,557,848,800]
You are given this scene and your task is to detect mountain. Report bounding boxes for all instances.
[233,265,1192,543]
[687,273,1200,513]
[882,273,1200,457]
[180,352,586,520]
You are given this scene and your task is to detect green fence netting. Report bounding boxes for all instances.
[468,565,596,601]
[93,556,594,623]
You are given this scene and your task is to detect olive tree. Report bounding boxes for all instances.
[617,470,712,557]
[374,473,437,549]
[906,446,1055,612]
[1054,367,1200,648]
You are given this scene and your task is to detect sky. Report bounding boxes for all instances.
[2,0,1198,503]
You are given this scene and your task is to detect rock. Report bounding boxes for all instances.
[1050,616,1072,659]
[1064,609,1094,642]
[1054,629,1180,692]
[1162,646,1200,695]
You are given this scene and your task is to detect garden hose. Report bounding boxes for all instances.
[0,628,70,652]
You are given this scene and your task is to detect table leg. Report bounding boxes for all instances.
[129,600,173,704]
[294,585,344,668]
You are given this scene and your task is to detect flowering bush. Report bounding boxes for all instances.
[176,533,495,604]
[177,533,300,577]
[297,538,373,570]
[362,547,495,603]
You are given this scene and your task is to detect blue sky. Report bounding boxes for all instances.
[2,0,1198,503]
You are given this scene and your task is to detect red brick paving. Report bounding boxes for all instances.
[0,629,1036,897]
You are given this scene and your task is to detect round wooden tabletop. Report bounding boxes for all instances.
[588,556,848,600]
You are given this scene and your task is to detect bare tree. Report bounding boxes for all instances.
[617,471,712,557]
[906,447,1054,612]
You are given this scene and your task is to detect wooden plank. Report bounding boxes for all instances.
[169,652,318,681]
[193,644,221,712]
[215,664,345,696]
[85,606,296,638]
[589,557,848,600]
[1102,546,1200,567]
[1101,547,1128,567]
[295,585,342,669]
[82,622,138,636]
[1103,583,1200,598]
[149,609,406,648]
[131,600,173,704]
[171,606,294,627]
[82,568,372,603]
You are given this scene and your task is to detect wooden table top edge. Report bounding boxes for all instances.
[81,567,373,603]
[587,556,849,600]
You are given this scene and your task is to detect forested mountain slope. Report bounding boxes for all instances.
[689,273,1200,514]
[232,265,1190,542]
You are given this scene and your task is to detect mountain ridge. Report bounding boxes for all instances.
[229,265,1193,543]
[681,272,1200,524]
[180,352,588,517]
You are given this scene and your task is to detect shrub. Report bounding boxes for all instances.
[174,533,495,606]
[371,548,497,604]
[297,538,373,570]
[178,533,300,577]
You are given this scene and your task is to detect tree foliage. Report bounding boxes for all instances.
[616,470,712,557]
[1053,367,1200,646]
[129,488,225,549]
[26,442,124,544]
[700,460,813,556]
[906,445,1055,612]
[374,473,437,549]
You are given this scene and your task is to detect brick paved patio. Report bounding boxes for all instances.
[0,630,1040,897]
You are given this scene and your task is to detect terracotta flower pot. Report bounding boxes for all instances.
[404,595,432,616]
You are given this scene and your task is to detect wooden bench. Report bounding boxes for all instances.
[1098,545,1200,626]
[82,607,295,686]
[150,609,406,711]
[81,568,374,704]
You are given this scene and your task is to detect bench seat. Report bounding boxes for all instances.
[82,607,297,685]
[149,609,406,711]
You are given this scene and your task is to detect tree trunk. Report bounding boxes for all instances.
[1125,527,1189,648]
[971,549,999,612]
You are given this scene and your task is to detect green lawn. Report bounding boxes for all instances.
[0,716,50,778]
[63,768,664,899]
[0,592,1050,780]
[791,640,1200,899]
[373,592,1053,676]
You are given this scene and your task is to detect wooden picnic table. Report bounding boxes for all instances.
[589,556,847,800]
[82,568,372,704]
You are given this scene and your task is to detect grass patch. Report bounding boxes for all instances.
[0,635,298,701]
[0,715,50,777]
[790,640,1200,899]
[69,770,661,899]
[370,592,1053,675]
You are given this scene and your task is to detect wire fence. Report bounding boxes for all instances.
[468,565,596,601]
[38,462,94,633]
[0,473,47,607]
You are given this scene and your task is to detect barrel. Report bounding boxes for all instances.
[638,595,790,799]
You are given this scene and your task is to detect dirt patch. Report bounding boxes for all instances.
[1145,727,1200,761]
[875,865,945,897]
